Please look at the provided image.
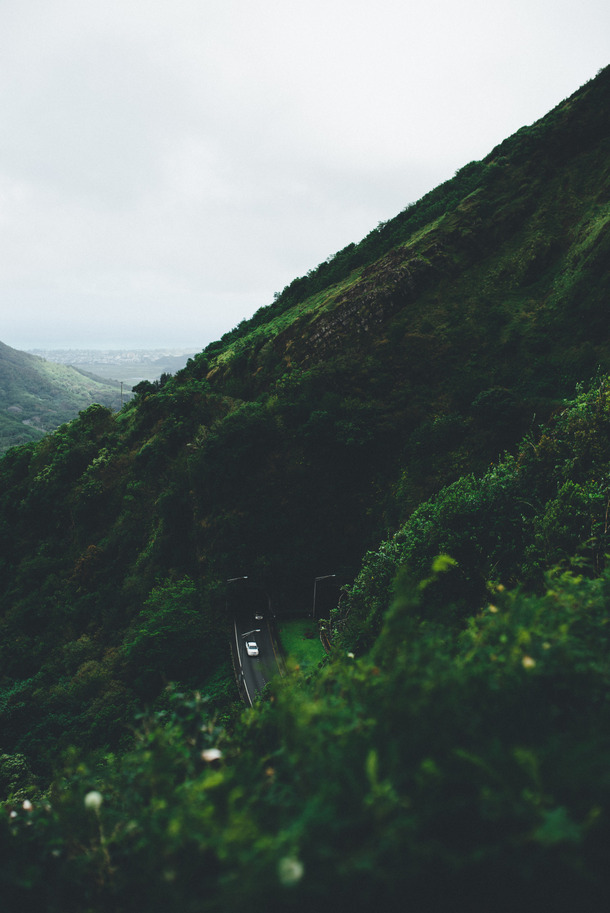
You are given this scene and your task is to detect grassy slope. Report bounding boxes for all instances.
[277,618,326,671]
[196,66,610,383]
[0,341,125,453]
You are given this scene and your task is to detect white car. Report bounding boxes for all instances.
[245,641,259,657]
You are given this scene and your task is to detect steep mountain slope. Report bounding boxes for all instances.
[199,63,610,396]
[0,340,126,453]
[171,65,610,586]
[0,65,609,774]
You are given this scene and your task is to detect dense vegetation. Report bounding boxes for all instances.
[1,66,610,910]
[0,341,126,454]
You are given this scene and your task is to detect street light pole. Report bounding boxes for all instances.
[226,576,248,613]
[312,574,336,620]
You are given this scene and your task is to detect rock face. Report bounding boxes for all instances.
[307,252,436,351]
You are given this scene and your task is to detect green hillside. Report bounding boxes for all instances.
[0,340,127,454]
[1,66,610,911]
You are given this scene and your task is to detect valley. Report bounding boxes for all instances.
[0,341,128,454]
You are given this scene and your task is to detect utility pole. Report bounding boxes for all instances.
[226,576,248,614]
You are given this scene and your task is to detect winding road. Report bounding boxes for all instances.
[233,610,284,705]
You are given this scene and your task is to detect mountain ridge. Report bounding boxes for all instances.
[198,64,610,371]
[190,65,610,416]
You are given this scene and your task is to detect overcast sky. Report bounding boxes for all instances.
[1,0,609,351]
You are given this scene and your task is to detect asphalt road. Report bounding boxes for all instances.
[233,612,283,705]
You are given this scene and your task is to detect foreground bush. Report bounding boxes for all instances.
[2,564,610,912]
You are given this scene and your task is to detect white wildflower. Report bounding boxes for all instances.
[201,748,223,763]
[84,790,103,811]
[278,855,304,886]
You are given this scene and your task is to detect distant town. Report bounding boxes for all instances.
[28,348,197,386]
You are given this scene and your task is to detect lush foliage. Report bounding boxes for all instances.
[3,565,610,911]
[1,65,610,911]
[335,375,610,650]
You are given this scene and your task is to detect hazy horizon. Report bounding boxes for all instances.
[26,345,198,355]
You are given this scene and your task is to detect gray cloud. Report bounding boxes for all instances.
[1,0,609,349]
